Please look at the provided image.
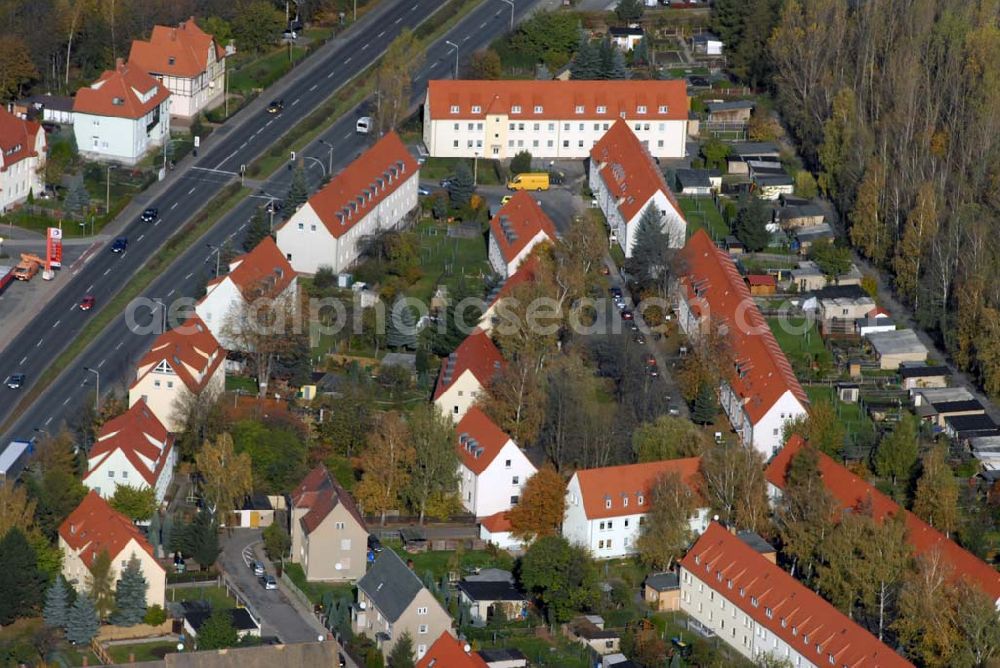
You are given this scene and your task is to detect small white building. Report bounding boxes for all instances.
[433,328,504,421]
[609,27,643,52]
[128,315,226,432]
[72,59,170,165]
[589,119,687,258]
[195,236,297,350]
[277,131,418,275]
[479,511,525,551]
[127,17,228,119]
[83,399,176,504]
[0,107,46,211]
[422,80,689,160]
[487,192,557,278]
[456,407,536,518]
[692,33,723,56]
[563,458,708,560]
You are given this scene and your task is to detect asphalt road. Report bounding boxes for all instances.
[0,0,545,442]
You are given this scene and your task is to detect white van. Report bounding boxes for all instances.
[356,117,373,134]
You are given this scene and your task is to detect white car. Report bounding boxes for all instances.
[264,575,278,590]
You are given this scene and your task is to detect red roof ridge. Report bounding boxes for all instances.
[128,18,225,80]
[488,192,557,265]
[433,328,505,400]
[574,458,703,520]
[455,406,514,475]
[479,511,513,533]
[415,632,486,668]
[59,491,160,569]
[292,464,367,534]
[85,399,172,487]
[132,314,224,395]
[73,59,170,120]
[0,107,43,169]
[215,236,296,297]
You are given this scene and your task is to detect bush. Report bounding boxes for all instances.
[510,150,532,175]
[314,265,337,290]
[144,604,167,626]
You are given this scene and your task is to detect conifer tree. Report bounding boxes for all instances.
[447,162,474,207]
[691,383,718,425]
[112,556,148,626]
[570,34,600,80]
[44,575,70,630]
[386,299,417,350]
[66,593,99,645]
[284,162,309,218]
[0,528,44,624]
[610,48,629,79]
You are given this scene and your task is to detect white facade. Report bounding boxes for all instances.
[424,112,687,161]
[563,475,709,560]
[0,122,46,212]
[155,54,225,119]
[479,523,525,552]
[277,171,418,275]
[61,534,167,607]
[460,441,536,518]
[589,177,685,259]
[84,442,176,504]
[74,104,169,165]
[434,370,486,422]
[195,275,297,352]
[488,228,550,278]
[128,361,225,433]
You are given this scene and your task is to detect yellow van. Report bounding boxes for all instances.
[506,172,550,191]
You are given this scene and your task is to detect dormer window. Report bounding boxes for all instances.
[637,494,644,505]
[751,596,758,607]
[597,105,607,113]
[765,608,773,619]
[575,105,584,114]
[637,105,647,114]
[658,105,667,113]
[623,497,628,507]
[112,97,124,106]
[450,105,459,114]
[511,105,521,113]
[605,498,612,509]
[471,105,481,113]
[727,579,733,589]
[694,555,700,565]
[739,587,745,597]
[780,618,787,628]
[533,105,543,113]
[168,56,176,65]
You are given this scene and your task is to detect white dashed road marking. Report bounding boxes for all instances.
[97,359,106,369]
[170,202,178,210]
[185,272,194,280]
[310,84,318,91]
[52,320,60,329]
[19,356,26,365]
[187,187,196,194]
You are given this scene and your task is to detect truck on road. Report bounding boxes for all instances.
[506,172,550,191]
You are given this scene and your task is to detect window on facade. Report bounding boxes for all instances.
[453,123,459,130]
[532,140,538,147]
[453,140,458,148]
[658,140,664,148]
[593,123,600,131]
[599,521,605,530]
[563,140,569,148]
[476,140,482,148]
[548,123,555,131]
[335,522,345,530]
[340,539,351,550]
[518,123,524,131]
[510,495,519,505]
[417,607,428,615]
[512,476,519,485]
[598,540,604,549]
[509,123,515,130]
[419,624,428,634]
[505,459,512,468]
[476,122,483,130]
[310,225,316,232]
[563,123,570,130]
[533,123,540,131]
[154,380,161,388]
[108,471,114,478]
[624,519,629,528]
[547,140,553,147]
[578,140,584,147]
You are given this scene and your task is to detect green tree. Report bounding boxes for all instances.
[633,38,649,66]
[699,439,769,533]
[109,484,157,522]
[431,193,448,220]
[44,575,70,629]
[231,420,308,494]
[171,509,221,569]
[375,30,424,134]
[387,631,415,668]
[505,11,580,70]
[912,444,959,537]
[626,204,670,289]
[953,580,1000,668]
[783,400,845,459]
[284,163,309,218]
[690,383,718,425]
[508,467,566,541]
[569,34,600,80]
[849,158,889,265]
[447,161,475,207]
[428,284,483,356]
[774,445,837,582]
[893,552,960,667]
[231,0,283,53]
[636,472,695,570]
[701,138,731,171]
[632,415,708,462]
[609,49,628,80]
[355,412,415,525]
[874,413,919,489]
[510,150,533,175]
[711,0,780,86]
[518,536,600,623]
[144,604,167,626]
[314,381,374,458]
[386,298,418,350]
[807,238,853,280]
[87,549,115,620]
[262,521,291,561]
[243,209,273,252]
[111,556,148,627]
[404,404,459,524]
[467,49,501,79]
[615,0,643,21]
[0,528,44,624]
[196,432,253,523]
[63,178,91,220]
[0,35,38,101]
[365,647,386,668]
[794,170,818,198]
[198,16,233,45]
[732,194,770,252]
[197,609,238,650]
[66,593,99,645]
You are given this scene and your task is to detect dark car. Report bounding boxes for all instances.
[267,98,285,114]
[621,309,634,321]
[6,373,25,390]
[79,295,96,311]
[111,237,128,253]
[265,199,284,214]
[688,76,711,88]
[610,286,622,298]
[368,535,383,553]
[140,207,158,222]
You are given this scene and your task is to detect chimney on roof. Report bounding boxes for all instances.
[115,58,125,71]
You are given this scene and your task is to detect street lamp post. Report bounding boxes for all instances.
[303,155,327,178]
[445,40,459,79]
[206,244,222,276]
[319,139,334,174]
[83,367,100,413]
[105,164,117,215]
[473,150,479,186]
[500,0,514,30]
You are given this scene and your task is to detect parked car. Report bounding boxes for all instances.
[267,99,285,114]
[253,561,265,577]
[633,333,645,344]
[621,309,634,321]
[418,186,431,196]
[368,535,383,553]
[5,373,25,390]
[79,295,96,311]
[265,199,283,214]
[263,575,278,590]
[140,207,158,222]
[111,237,128,253]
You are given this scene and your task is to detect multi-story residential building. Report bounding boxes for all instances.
[59,492,167,606]
[562,459,708,560]
[423,80,688,160]
[73,59,170,165]
[433,328,504,421]
[0,107,46,212]
[128,315,226,432]
[288,465,368,582]
[127,17,228,119]
[83,399,176,504]
[589,119,686,258]
[354,549,452,660]
[675,230,808,456]
[680,523,911,667]
[767,435,1000,606]
[487,192,557,278]
[479,255,540,334]
[195,236,297,350]
[456,407,536,518]
[277,131,418,274]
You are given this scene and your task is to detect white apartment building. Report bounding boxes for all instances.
[589,119,686,258]
[487,191,557,277]
[127,17,228,119]
[456,407,536,518]
[423,80,688,160]
[563,459,708,560]
[277,131,418,275]
[0,107,46,211]
[433,328,504,421]
[73,59,170,165]
[675,230,808,457]
[680,523,911,668]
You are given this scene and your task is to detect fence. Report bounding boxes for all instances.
[280,570,315,613]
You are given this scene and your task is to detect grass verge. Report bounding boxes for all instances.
[0,184,249,434]
[168,585,236,610]
[283,562,354,605]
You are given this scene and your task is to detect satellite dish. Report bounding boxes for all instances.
[463,644,472,653]
[318,635,325,642]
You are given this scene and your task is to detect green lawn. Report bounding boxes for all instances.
[767,316,832,372]
[406,220,490,303]
[420,157,503,186]
[679,195,728,240]
[168,585,235,610]
[108,641,178,663]
[805,385,875,442]
[283,562,354,605]
[226,375,259,394]
[229,46,308,95]
[388,542,514,581]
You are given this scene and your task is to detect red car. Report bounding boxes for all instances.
[79,295,96,311]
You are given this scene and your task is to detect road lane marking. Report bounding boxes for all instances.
[170,202,178,210]
[35,338,43,348]
[44,416,52,426]
[345,57,352,63]
[362,43,369,50]
[137,234,145,242]
[87,284,94,291]
[266,119,274,126]
[378,30,385,37]
[309,84,318,91]
[187,187,196,194]
[103,268,111,276]
[63,397,71,406]
[185,272,193,280]
[240,141,248,148]
[116,342,124,350]
[19,356,26,365]
[462,35,470,42]
[411,3,418,9]
[52,319,61,329]
[239,223,247,230]
[291,98,300,106]
[155,219,161,226]
[97,359,106,369]
[395,17,402,24]
[480,21,487,28]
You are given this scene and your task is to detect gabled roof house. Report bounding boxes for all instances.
[487,192,557,278]
[289,465,368,581]
[456,407,536,518]
[433,328,504,421]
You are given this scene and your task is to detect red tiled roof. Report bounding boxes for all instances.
[455,407,513,475]
[132,315,225,396]
[59,491,160,568]
[589,119,683,223]
[292,465,366,534]
[128,18,225,80]
[85,399,173,487]
[433,328,504,400]
[205,236,295,296]
[73,60,170,120]
[574,458,702,520]
[416,632,485,668]
[427,80,688,121]
[280,131,417,239]
[746,274,776,287]
[479,511,513,534]
[485,254,541,309]
[679,230,808,423]
[0,107,42,171]
[767,435,1000,602]
[682,523,912,668]
[488,191,557,266]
